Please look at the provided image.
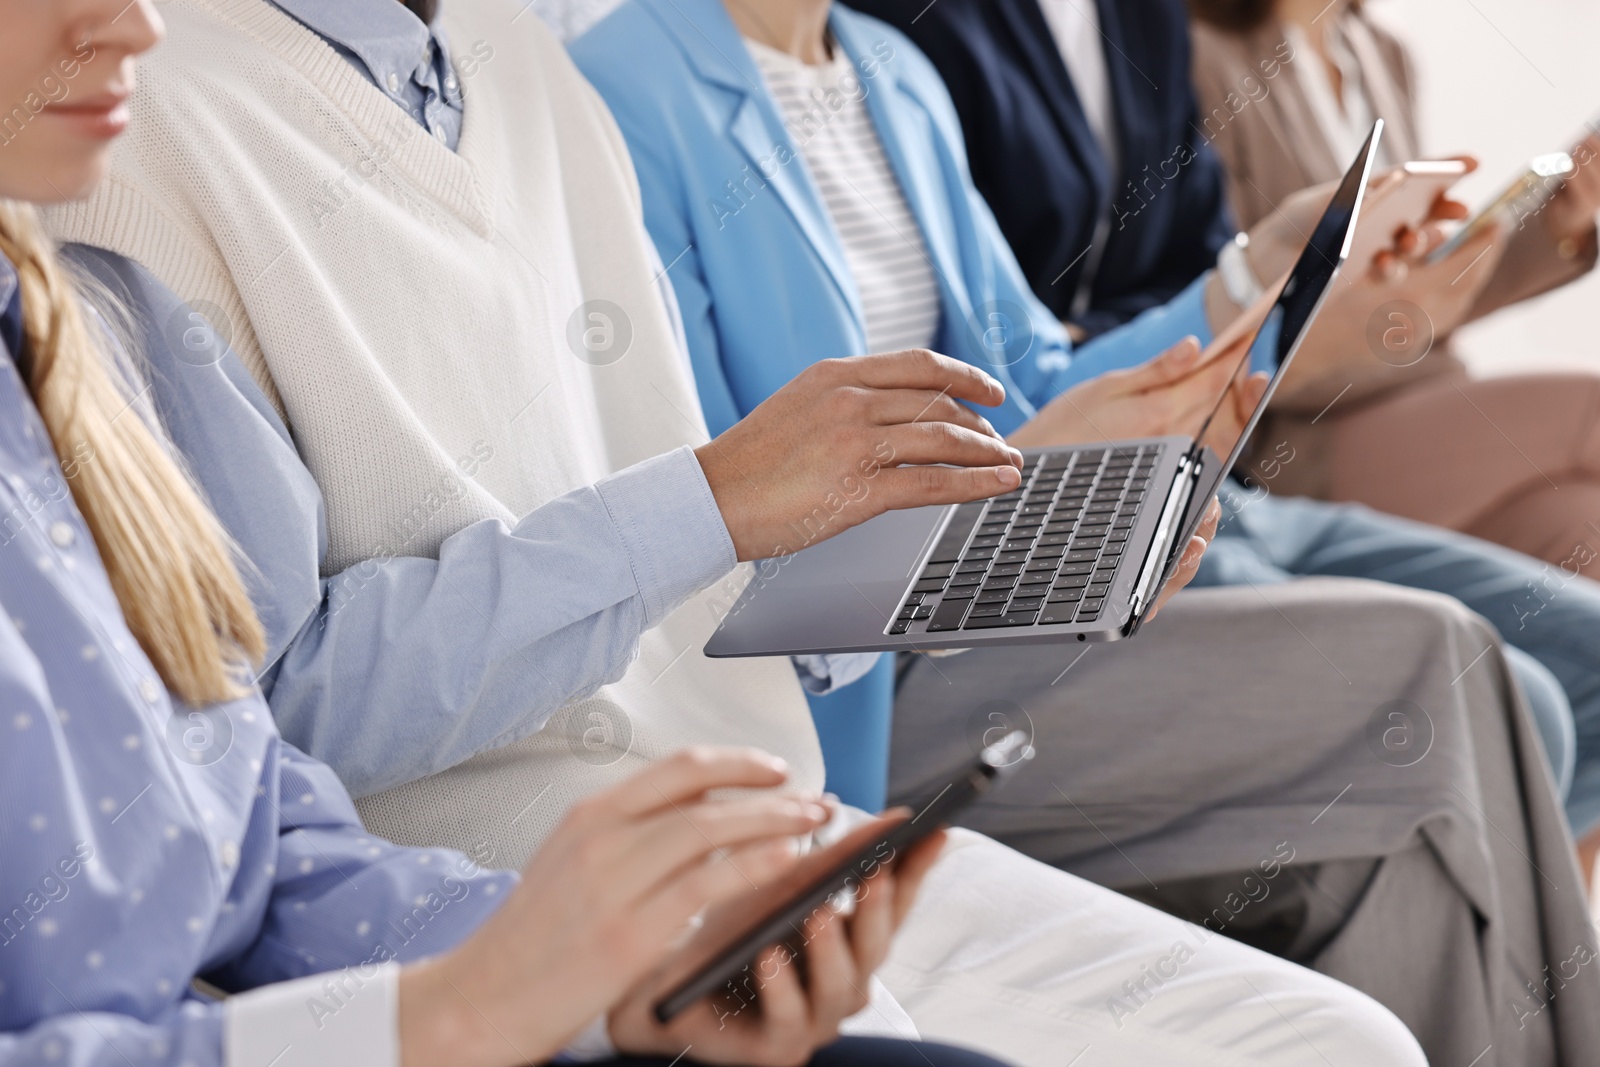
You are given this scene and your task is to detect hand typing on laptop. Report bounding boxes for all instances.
[696,349,1025,561]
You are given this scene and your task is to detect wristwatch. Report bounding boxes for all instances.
[1217,231,1265,308]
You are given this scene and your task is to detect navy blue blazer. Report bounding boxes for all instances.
[847,0,1236,339]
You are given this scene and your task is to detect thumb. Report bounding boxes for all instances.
[1235,371,1270,422]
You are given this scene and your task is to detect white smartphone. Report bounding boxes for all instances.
[1427,151,1575,263]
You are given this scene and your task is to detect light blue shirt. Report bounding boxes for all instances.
[69,247,758,800]
[270,0,465,150]
[0,254,516,1066]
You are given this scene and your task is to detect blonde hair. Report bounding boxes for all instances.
[0,202,264,706]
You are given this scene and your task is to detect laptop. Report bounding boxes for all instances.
[704,120,1382,658]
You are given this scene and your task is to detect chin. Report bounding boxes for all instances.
[21,150,111,205]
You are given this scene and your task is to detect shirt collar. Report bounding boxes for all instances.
[271,0,437,94]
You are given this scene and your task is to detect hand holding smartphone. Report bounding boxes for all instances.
[1347,159,1469,273]
[649,731,1035,1024]
[1427,152,1575,264]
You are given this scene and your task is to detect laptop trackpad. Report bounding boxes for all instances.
[703,504,949,657]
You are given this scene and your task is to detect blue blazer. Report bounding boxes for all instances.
[571,0,1209,808]
[849,0,1237,339]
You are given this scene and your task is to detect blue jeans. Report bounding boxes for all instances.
[1197,490,1600,834]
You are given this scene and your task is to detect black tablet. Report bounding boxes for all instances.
[652,730,1035,1024]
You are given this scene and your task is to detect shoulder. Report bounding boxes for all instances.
[1346,6,1413,81]
[835,7,949,113]
[569,0,698,99]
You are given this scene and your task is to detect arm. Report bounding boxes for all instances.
[605,107,883,696]
[68,247,740,798]
[0,607,503,1067]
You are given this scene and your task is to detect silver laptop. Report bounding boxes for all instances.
[705,121,1382,658]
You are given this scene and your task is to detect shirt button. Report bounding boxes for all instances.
[49,522,75,548]
[139,678,162,705]
[445,75,457,91]
[386,71,402,93]
[220,841,240,870]
[433,124,447,143]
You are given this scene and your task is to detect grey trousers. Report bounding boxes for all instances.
[891,577,1600,1067]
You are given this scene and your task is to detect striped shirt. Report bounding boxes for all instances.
[747,37,942,356]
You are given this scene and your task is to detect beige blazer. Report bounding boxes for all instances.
[1189,7,1594,329]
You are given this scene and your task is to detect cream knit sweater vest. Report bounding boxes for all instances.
[45,0,824,865]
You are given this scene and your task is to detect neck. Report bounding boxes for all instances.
[723,0,832,64]
[399,0,437,25]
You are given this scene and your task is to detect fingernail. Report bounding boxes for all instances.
[996,466,1021,489]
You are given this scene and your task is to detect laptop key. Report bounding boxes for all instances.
[1037,606,1081,624]
[1079,598,1106,614]
[1052,573,1089,589]
[989,563,1025,578]
[941,586,976,601]
[1046,588,1084,604]
[967,604,1006,619]
[956,560,990,574]
[926,598,972,632]
[1057,562,1095,576]
[1030,543,1067,559]
[1036,532,1074,547]
[890,620,911,634]
[1063,549,1099,564]
[976,589,1012,605]
[997,549,1030,565]
[1086,583,1112,599]
[981,575,1019,591]
[1008,598,1044,613]
[963,611,1040,630]
[914,604,934,619]
[947,572,984,587]
[1015,582,1052,599]
[920,562,955,579]
[912,579,948,594]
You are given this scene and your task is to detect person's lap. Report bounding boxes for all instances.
[875,826,1424,1067]
[888,579,1595,1063]
[1195,489,1600,834]
[1269,371,1600,576]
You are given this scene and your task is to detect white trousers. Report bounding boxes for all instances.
[846,825,1427,1067]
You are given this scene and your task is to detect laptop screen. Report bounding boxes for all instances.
[1192,119,1383,476]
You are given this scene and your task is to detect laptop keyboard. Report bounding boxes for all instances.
[890,445,1157,634]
